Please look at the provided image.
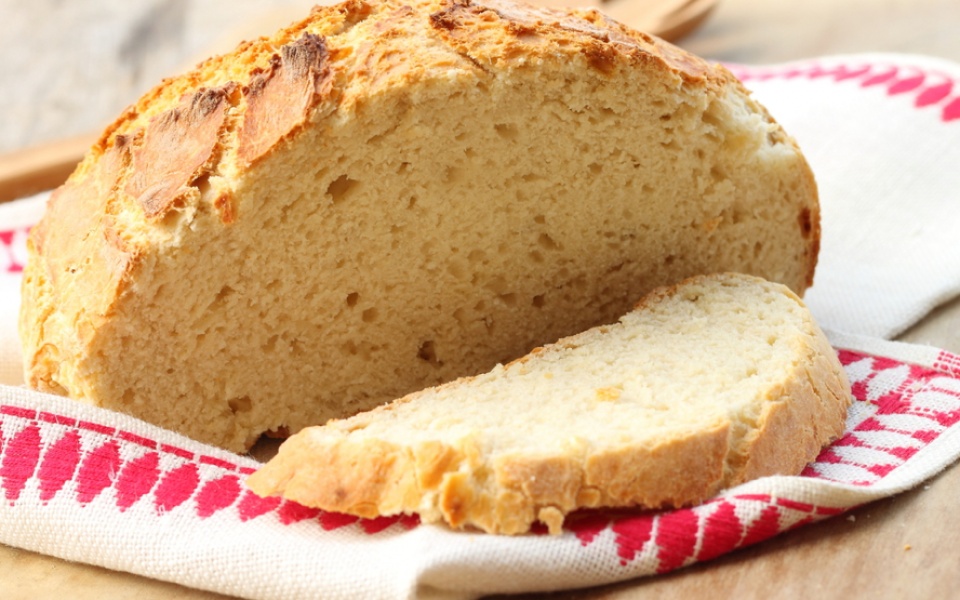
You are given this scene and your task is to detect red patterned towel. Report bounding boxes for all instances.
[1,333,959,598]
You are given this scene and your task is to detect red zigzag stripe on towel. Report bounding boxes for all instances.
[726,61,960,123]
[0,405,416,535]
[571,494,848,574]
[3,346,960,565]
[0,228,29,275]
[804,350,960,485]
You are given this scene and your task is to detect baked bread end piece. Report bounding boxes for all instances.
[247,273,851,535]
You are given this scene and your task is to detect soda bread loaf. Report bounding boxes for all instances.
[247,273,850,535]
[20,0,820,452]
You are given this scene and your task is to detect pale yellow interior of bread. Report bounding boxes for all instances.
[66,18,814,451]
[322,275,809,461]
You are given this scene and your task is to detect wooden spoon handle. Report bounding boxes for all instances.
[0,134,96,203]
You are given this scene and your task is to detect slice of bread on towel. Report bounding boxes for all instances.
[247,273,850,535]
[20,0,819,451]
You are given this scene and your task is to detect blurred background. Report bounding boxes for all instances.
[1,0,959,598]
[1,0,958,155]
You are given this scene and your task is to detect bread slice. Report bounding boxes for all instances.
[246,273,850,535]
[20,0,819,451]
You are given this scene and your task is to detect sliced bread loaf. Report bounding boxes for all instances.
[246,273,851,535]
[20,0,819,451]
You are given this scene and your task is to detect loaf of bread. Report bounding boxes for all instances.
[247,273,850,534]
[20,0,819,452]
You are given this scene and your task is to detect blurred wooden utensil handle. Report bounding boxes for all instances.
[0,134,97,203]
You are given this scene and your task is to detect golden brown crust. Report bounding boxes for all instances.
[427,0,720,84]
[19,137,136,393]
[237,33,335,167]
[127,84,235,219]
[734,322,850,482]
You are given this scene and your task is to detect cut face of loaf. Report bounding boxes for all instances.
[247,273,851,535]
[19,0,819,451]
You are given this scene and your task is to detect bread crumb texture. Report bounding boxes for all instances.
[247,273,851,535]
[20,0,820,452]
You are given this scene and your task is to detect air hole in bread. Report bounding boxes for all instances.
[444,165,464,184]
[587,108,617,126]
[192,172,212,196]
[418,340,441,366]
[494,123,518,140]
[228,396,252,414]
[262,334,279,353]
[362,307,378,323]
[701,106,723,129]
[515,31,541,44]
[498,293,518,307]
[532,294,546,308]
[537,233,560,251]
[121,388,135,404]
[290,339,306,357]
[160,203,185,228]
[484,275,508,294]
[327,175,358,203]
[720,205,747,226]
[346,292,360,307]
[606,262,624,274]
[210,285,235,310]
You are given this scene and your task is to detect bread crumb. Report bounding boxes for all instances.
[537,506,564,535]
[595,386,622,402]
[846,514,856,522]
[904,544,912,551]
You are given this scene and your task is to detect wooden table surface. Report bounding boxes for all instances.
[2,0,960,598]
